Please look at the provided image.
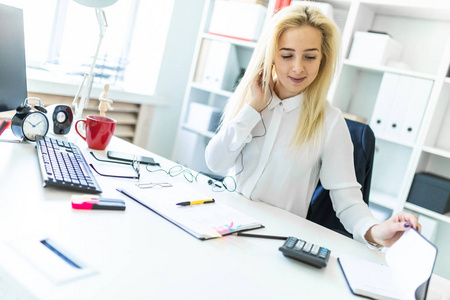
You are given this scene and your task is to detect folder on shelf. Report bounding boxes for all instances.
[193,39,211,83]
[370,72,400,136]
[383,75,415,140]
[118,185,263,240]
[338,229,437,300]
[398,78,433,144]
[186,102,221,133]
[201,40,240,91]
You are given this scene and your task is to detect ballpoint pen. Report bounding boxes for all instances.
[176,199,215,206]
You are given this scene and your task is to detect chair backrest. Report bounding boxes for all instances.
[306,119,376,238]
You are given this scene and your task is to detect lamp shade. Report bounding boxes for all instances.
[73,0,118,8]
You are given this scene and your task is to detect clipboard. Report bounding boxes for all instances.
[117,186,263,240]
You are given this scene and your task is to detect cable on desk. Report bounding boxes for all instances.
[145,164,237,192]
[145,164,199,182]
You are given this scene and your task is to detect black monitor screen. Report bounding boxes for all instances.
[0,3,27,112]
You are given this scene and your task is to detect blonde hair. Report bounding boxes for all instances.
[221,4,340,149]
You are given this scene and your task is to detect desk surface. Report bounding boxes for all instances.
[0,134,448,300]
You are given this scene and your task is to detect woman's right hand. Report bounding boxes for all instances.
[248,69,274,113]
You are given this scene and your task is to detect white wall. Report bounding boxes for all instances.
[145,0,205,158]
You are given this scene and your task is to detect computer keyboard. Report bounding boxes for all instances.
[36,137,102,194]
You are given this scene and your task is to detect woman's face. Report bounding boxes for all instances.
[273,25,323,100]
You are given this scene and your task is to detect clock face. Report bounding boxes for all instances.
[22,111,49,141]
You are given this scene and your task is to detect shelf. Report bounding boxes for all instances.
[374,134,414,148]
[359,0,450,22]
[404,202,450,224]
[182,124,216,139]
[422,146,450,159]
[190,82,234,98]
[201,33,257,49]
[369,189,398,210]
[343,60,436,81]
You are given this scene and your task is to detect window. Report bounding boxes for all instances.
[1,0,175,95]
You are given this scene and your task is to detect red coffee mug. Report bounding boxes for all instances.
[75,115,116,150]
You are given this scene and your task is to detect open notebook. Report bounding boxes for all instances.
[338,229,437,300]
[118,185,263,240]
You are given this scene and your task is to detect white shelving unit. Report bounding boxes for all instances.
[328,0,450,279]
[172,0,270,175]
[172,0,450,278]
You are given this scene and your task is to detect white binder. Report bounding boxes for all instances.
[383,75,415,140]
[201,40,240,91]
[370,73,400,137]
[398,78,433,144]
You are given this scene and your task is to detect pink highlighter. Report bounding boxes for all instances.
[71,195,126,211]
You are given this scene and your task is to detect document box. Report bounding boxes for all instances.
[349,31,402,66]
[186,102,221,133]
[407,173,450,214]
[208,0,267,41]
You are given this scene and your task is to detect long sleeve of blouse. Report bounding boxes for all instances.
[205,95,378,244]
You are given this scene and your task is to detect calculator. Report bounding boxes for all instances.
[279,236,330,268]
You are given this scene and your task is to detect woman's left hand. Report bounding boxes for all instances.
[365,212,421,248]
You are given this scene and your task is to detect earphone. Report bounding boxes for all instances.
[208,179,221,188]
[235,86,273,176]
[207,177,236,192]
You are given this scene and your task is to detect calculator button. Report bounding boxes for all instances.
[286,237,297,248]
[319,248,328,258]
[294,240,305,251]
[311,244,320,255]
[302,242,312,253]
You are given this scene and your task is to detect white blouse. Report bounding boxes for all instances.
[205,93,379,243]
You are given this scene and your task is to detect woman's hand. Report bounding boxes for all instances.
[248,68,274,113]
[365,212,421,248]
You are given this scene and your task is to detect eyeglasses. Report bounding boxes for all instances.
[89,152,140,180]
[136,182,172,189]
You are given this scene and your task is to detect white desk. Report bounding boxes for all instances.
[0,134,448,300]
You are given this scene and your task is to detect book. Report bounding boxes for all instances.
[338,229,437,300]
[118,185,263,240]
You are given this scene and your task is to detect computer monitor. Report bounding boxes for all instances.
[0,3,27,112]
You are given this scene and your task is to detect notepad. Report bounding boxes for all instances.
[119,185,263,240]
[338,229,437,300]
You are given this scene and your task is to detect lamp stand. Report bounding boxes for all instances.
[72,8,108,121]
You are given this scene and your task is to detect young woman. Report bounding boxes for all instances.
[205,5,419,248]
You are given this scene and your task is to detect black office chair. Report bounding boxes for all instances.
[306,119,376,238]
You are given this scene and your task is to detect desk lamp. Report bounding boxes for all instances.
[72,0,118,121]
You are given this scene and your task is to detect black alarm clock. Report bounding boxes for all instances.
[11,97,49,141]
